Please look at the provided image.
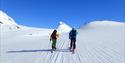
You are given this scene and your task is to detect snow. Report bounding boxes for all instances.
[0,10,17,25]
[81,20,125,29]
[0,10,20,30]
[57,21,72,33]
[0,11,125,63]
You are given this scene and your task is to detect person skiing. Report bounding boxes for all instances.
[50,30,59,50]
[69,28,78,53]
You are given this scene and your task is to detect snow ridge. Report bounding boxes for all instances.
[0,10,17,25]
[57,21,72,33]
[81,20,125,29]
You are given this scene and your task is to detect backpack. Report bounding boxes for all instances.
[51,32,57,39]
[71,29,76,38]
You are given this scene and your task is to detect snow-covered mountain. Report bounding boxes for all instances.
[81,20,125,29]
[0,10,72,33]
[0,10,17,25]
[57,21,72,33]
[0,11,125,63]
[0,10,20,30]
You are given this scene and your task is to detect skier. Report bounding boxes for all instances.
[69,28,78,53]
[50,30,59,50]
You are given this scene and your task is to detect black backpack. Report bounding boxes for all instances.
[71,30,76,38]
[51,31,57,39]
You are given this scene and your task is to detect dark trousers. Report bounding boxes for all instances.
[70,38,76,49]
[52,39,56,49]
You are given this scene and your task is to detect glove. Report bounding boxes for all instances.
[50,38,51,41]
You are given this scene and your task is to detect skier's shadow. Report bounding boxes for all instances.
[7,49,70,53]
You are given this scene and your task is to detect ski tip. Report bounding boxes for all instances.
[72,51,75,54]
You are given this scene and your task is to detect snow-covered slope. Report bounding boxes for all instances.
[81,20,125,29]
[1,20,125,63]
[57,21,72,33]
[0,10,20,30]
[0,11,125,63]
[0,10,17,25]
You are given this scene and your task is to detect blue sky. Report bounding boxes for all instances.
[1,0,125,28]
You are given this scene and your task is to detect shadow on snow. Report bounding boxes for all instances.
[7,49,70,53]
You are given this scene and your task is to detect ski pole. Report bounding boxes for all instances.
[48,41,51,49]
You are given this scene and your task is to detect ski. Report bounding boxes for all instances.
[69,48,75,54]
[51,48,56,53]
[72,49,75,54]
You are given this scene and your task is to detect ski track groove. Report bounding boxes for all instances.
[96,47,123,63]
[10,58,16,63]
[3,29,124,63]
[91,49,105,63]
[77,41,124,63]
[77,46,87,63]
[8,55,15,63]
[48,39,64,63]
[74,53,80,63]
[61,52,64,63]
[43,52,49,63]
[55,40,66,63]
[62,37,72,63]
[106,48,125,59]
[97,47,119,62]
[68,54,73,63]
[76,54,80,63]
[50,40,63,63]
[45,38,64,63]
[35,53,44,63]
[92,46,115,63]
[81,43,97,63]
[47,53,52,63]
[51,52,59,63]
[98,48,113,63]
[74,51,82,63]
[46,39,63,63]
[10,34,124,63]
[78,53,84,63]
[49,52,56,63]
[86,47,102,63]
[63,53,66,63]
[93,47,112,63]
[68,38,82,63]
[35,41,51,63]
[66,53,69,63]
[95,47,115,63]
[72,54,76,63]
[80,41,99,63]
[42,36,66,63]
[49,49,59,63]
[66,54,70,63]
[52,41,63,63]
[54,52,61,63]
[77,53,82,63]
[53,40,65,63]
